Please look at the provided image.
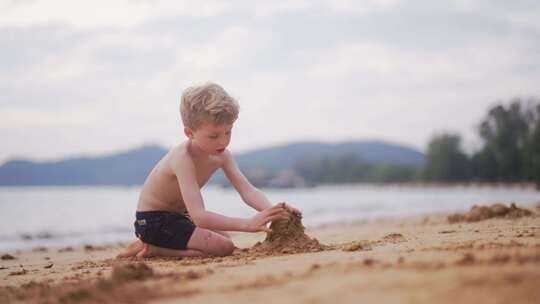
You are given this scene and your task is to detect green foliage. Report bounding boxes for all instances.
[293,153,419,184]
[292,98,540,186]
[423,97,540,186]
[523,103,540,187]
[472,99,532,181]
[422,134,469,182]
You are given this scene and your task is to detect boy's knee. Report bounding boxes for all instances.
[216,237,235,256]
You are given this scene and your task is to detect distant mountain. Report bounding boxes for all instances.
[0,145,166,186]
[235,141,424,171]
[0,141,424,186]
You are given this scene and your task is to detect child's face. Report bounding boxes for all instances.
[186,122,233,155]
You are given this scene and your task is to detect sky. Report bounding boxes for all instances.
[1,0,539,164]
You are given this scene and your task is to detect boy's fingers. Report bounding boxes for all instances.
[280,203,297,213]
[275,203,287,210]
[260,226,272,233]
[266,214,289,223]
[265,205,283,213]
[267,211,289,220]
[265,207,286,216]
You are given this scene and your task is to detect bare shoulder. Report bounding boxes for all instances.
[167,142,194,170]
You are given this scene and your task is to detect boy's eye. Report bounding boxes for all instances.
[209,136,218,139]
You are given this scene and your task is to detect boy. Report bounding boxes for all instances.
[118,83,302,258]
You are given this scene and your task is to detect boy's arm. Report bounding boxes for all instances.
[172,152,285,232]
[221,150,273,212]
[222,151,302,218]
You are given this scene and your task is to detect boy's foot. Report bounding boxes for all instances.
[136,243,155,258]
[116,240,144,258]
[134,243,205,258]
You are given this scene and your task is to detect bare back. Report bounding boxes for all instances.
[137,141,224,213]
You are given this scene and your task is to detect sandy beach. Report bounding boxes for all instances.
[1,203,540,304]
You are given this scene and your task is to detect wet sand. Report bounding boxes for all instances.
[1,204,540,304]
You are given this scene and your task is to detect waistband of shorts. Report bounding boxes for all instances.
[136,210,189,219]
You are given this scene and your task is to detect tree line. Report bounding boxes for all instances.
[292,98,540,188]
[294,153,418,184]
[423,98,540,185]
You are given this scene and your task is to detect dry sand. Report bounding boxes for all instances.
[1,203,540,304]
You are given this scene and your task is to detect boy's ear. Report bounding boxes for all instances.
[184,127,193,139]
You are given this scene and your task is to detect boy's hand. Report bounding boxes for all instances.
[246,203,289,233]
[280,202,303,219]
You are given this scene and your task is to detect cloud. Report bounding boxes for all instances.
[0,0,231,28]
[0,0,539,163]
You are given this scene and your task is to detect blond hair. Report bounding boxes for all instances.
[180,83,239,129]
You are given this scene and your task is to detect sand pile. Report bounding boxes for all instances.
[340,240,372,252]
[338,233,406,252]
[111,262,154,282]
[0,262,159,304]
[1,254,15,260]
[250,211,327,255]
[381,233,406,243]
[448,203,533,223]
[0,261,209,303]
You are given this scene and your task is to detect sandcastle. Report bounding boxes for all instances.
[249,211,327,255]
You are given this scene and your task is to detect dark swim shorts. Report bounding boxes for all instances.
[134,211,196,250]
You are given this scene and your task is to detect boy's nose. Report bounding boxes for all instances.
[219,137,229,147]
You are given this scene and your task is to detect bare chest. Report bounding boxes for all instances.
[193,157,221,187]
[138,154,222,210]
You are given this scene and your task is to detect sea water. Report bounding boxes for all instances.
[0,184,538,250]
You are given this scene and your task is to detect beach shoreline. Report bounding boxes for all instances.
[1,206,540,304]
